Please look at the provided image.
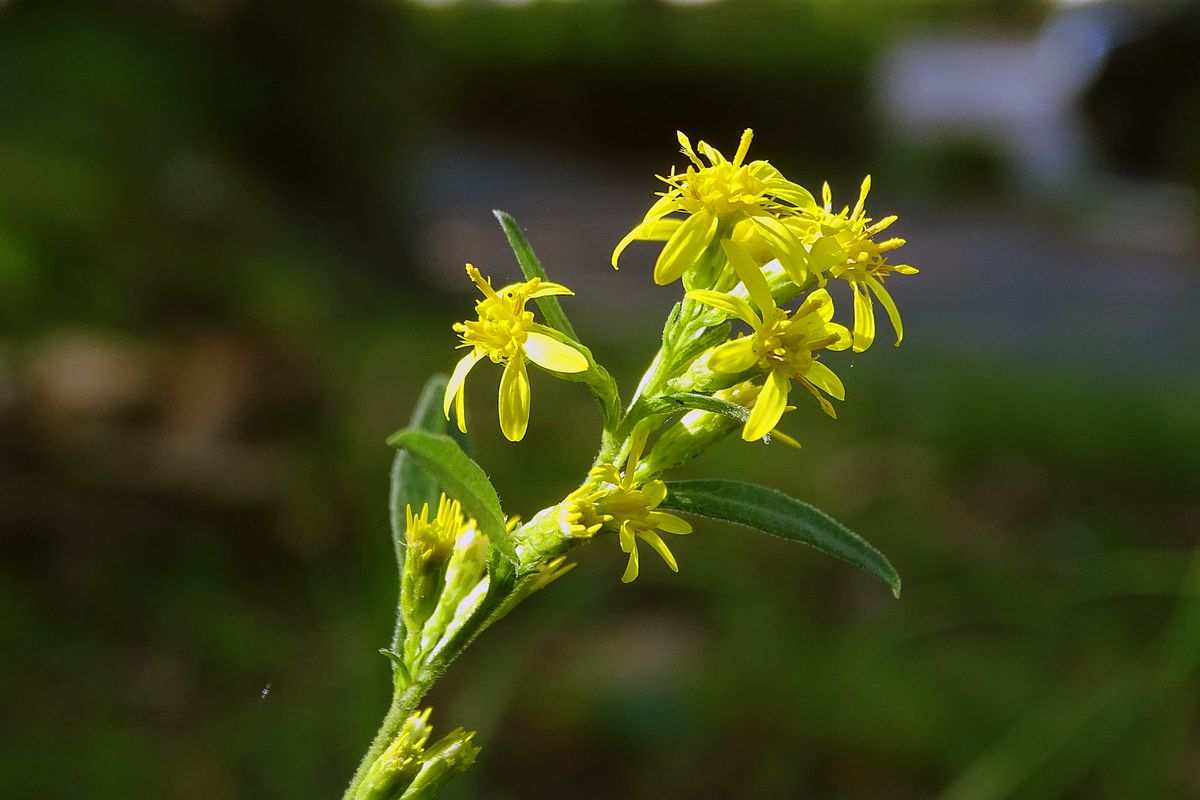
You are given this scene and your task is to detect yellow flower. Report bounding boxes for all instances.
[800,177,918,352]
[687,241,851,441]
[612,129,816,286]
[558,430,692,583]
[443,264,589,441]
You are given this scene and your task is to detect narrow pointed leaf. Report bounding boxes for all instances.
[390,375,448,561]
[659,479,901,597]
[387,429,515,564]
[494,209,579,341]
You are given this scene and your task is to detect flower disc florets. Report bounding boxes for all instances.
[612,129,816,287]
[444,264,588,441]
[557,432,692,583]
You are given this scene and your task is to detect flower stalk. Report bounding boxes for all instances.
[344,129,916,798]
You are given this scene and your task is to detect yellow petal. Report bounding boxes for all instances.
[706,338,758,374]
[851,281,876,353]
[611,196,684,268]
[721,240,775,316]
[654,209,717,285]
[524,331,588,373]
[732,128,754,166]
[638,530,679,572]
[697,139,726,165]
[804,358,845,401]
[768,427,803,449]
[808,235,846,275]
[620,523,640,583]
[650,511,692,535]
[498,356,531,442]
[799,378,838,419]
[750,215,808,285]
[866,275,904,347]
[677,131,702,168]
[640,479,667,508]
[743,369,790,441]
[853,175,872,219]
[686,289,760,328]
[640,218,683,241]
[444,350,483,420]
[526,282,575,299]
[455,380,467,433]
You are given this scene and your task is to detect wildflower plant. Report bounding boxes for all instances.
[342,130,916,799]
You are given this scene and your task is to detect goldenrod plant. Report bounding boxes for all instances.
[342,129,917,799]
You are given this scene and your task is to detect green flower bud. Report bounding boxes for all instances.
[400,728,481,800]
[353,709,433,800]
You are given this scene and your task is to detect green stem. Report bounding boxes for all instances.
[341,678,431,800]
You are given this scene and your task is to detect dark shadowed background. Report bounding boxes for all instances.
[2,0,1199,797]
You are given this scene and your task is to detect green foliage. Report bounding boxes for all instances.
[494,210,579,342]
[386,430,514,564]
[660,479,901,598]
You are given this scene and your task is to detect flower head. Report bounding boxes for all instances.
[443,264,589,441]
[612,129,816,287]
[687,241,850,441]
[558,430,692,583]
[795,176,918,351]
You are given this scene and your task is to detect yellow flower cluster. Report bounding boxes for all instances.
[443,264,587,441]
[620,129,918,442]
[557,431,691,582]
[437,129,916,581]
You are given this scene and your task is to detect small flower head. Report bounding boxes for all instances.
[401,494,476,645]
[799,177,919,351]
[688,242,850,441]
[443,264,588,441]
[559,429,692,583]
[612,129,815,287]
[354,708,479,800]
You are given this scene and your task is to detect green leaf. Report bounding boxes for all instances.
[494,209,578,341]
[387,429,516,564]
[659,479,901,597]
[390,376,450,559]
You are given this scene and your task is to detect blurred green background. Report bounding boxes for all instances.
[2,0,1199,797]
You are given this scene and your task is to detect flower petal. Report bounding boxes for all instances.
[705,337,758,374]
[444,350,483,421]
[686,290,759,328]
[804,358,845,401]
[611,196,684,268]
[650,511,693,535]
[527,282,575,299]
[638,530,679,572]
[851,281,876,353]
[498,356,531,442]
[721,240,775,316]
[654,209,717,285]
[866,275,904,347]
[620,523,640,583]
[524,331,588,374]
[750,215,808,285]
[743,369,790,442]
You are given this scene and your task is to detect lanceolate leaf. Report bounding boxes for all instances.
[494,209,579,341]
[390,375,450,565]
[387,429,516,564]
[660,479,901,597]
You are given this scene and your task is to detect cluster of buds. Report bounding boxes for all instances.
[398,495,491,671]
[354,708,480,800]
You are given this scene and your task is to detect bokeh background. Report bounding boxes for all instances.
[2,0,1199,797]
